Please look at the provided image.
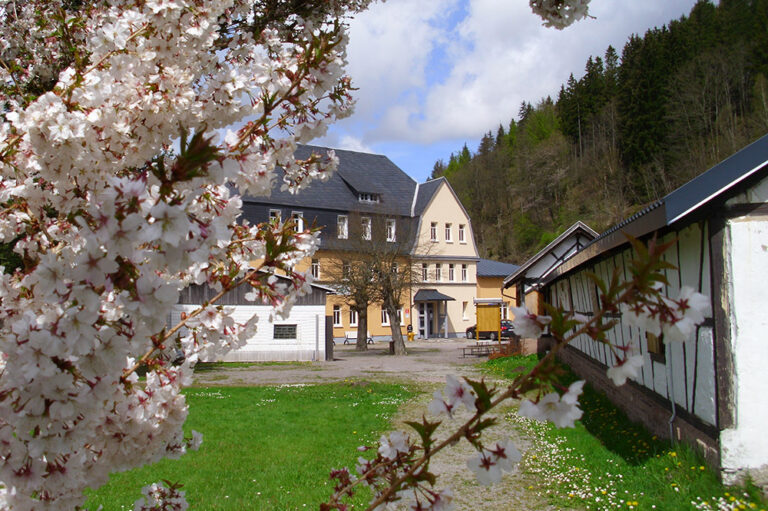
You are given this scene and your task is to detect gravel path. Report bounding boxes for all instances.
[193,339,559,510]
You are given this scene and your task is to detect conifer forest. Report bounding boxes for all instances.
[430,0,768,263]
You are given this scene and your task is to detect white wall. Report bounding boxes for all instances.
[719,215,768,483]
[171,304,326,362]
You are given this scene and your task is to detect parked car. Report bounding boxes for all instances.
[466,320,516,340]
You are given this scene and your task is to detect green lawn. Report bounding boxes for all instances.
[484,355,767,511]
[84,383,414,510]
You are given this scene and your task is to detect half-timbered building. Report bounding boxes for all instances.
[541,134,768,485]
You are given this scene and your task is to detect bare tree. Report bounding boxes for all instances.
[323,253,377,351]
[323,213,419,355]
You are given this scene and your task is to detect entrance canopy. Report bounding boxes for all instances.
[413,289,455,302]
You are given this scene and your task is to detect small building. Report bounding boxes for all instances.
[171,278,332,362]
[541,134,768,486]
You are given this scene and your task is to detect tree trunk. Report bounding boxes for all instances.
[388,305,407,356]
[356,308,368,351]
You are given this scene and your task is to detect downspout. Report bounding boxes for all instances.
[665,340,677,443]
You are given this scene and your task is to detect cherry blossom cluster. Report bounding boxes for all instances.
[0,0,371,508]
[529,0,592,29]
[133,481,189,511]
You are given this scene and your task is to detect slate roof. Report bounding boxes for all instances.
[411,178,444,216]
[477,259,520,278]
[547,132,768,282]
[243,145,417,216]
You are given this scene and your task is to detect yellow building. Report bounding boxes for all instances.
[242,145,518,340]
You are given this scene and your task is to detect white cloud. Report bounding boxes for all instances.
[317,0,701,172]
[337,135,373,153]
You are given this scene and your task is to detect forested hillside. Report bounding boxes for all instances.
[432,0,768,263]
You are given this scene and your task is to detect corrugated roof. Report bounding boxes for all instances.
[477,259,520,277]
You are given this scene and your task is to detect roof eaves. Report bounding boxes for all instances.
[503,221,598,287]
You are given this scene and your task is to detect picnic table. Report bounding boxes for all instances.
[461,339,521,358]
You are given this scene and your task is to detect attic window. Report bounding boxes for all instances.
[358,193,380,203]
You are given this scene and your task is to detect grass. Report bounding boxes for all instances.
[193,361,312,372]
[84,383,414,510]
[483,355,768,511]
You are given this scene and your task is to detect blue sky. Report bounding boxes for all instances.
[313,0,702,183]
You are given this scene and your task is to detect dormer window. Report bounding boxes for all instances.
[358,193,380,203]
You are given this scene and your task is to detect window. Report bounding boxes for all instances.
[430,222,437,242]
[358,192,379,203]
[311,259,320,279]
[269,209,281,222]
[647,332,665,363]
[273,324,297,339]
[501,303,509,320]
[445,223,452,242]
[462,301,468,320]
[333,305,342,327]
[396,308,402,324]
[349,309,358,327]
[381,308,390,326]
[459,224,466,243]
[448,263,455,282]
[342,261,350,278]
[392,262,399,274]
[461,264,468,282]
[291,211,303,232]
[435,264,442,282]
[386,218,396,242]
[361,217,371,240]
[421,263,429,282]
[337,215,348,239]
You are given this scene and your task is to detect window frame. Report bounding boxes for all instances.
[430,222,438,242]
[333,305,342,327]
[448,263,455,282]
[461,264,468,282]
[445,223,452,243]
[386,218,396,242]
[273,324,297,339]
[311,258,320,280]
[269,209,281,222]
[337,215,348,239]
[458,224,466,243]
[361,216,372,240]
[435,263,442,282]
[291,211,303,232]
[381,308,390,326]
[421,263,429,282]
[349,309,358,327]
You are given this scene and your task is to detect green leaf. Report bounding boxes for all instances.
[464,378,494,413]
[404,417,441,454]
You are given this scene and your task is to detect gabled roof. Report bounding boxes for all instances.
[243,145,417,217]
[411,178,443,216]
[477,259,520,278]
[503,221,598,288]
[547,133,768,281]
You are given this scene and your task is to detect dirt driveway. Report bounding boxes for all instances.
[193,338,486,387]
